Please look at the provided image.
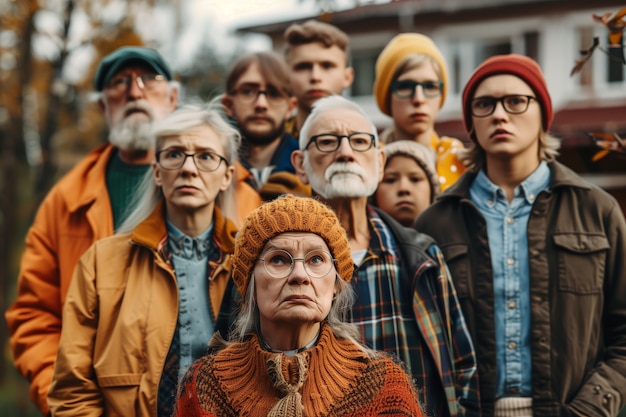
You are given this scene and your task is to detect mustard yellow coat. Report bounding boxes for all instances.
[48,202,236,417]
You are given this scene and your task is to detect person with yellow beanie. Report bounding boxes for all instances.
[373,33,467,191]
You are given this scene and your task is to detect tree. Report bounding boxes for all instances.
[571,7,626,161]
[0,1,161,414]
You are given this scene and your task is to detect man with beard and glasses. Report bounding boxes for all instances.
[5,46,178,416]
[222,51,310,224]
[291,95,481,417]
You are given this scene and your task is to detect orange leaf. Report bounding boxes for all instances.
[592,149,610,162]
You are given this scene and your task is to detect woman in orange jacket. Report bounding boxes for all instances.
[48,104,240,417]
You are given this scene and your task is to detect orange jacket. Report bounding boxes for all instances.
[5,144,117,415]
[234,161,263,226]
[429,133,467,192]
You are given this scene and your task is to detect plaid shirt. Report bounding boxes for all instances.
[350,206,480,417]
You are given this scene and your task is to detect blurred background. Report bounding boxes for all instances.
[1,0,625,415]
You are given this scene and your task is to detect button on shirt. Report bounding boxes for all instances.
[167,221,215,379]
[469,161,550,397]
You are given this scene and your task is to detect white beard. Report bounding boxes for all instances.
[304,156,379,199]
[108,101,156,151]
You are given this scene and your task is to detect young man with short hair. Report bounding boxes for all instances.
[283,20,354,137]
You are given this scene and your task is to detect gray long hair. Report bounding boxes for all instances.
[116,100,241,234]
[229,274,377,357]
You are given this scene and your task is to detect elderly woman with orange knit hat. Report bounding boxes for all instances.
[374,33,467,191]
[176,195,425,417]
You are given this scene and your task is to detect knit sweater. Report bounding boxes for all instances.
[176,324,425,417]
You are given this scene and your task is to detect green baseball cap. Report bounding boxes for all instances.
[94,46,173,91]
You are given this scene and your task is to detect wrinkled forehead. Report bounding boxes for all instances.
[263,232,330,253]
[308,108,373,136]
[156,125,223,151]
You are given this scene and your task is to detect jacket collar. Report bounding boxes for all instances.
[62,144,116,214]
[438,160,591,203]
[548,160,592,191]
[131,200,238,253]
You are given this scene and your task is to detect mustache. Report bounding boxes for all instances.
[324,162,367,181]
[121,100,155,119]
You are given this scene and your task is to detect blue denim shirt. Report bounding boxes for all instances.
[469,162,550,397]
[167,220,215,379]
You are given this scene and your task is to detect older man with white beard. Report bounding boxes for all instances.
[291,95,481,417]
[5,46,178,416]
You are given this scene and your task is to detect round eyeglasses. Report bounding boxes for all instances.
[305,132,375,153]
[257,249,336,279]
[156,149,228,172]
[391,79,443,99]
[471,95,536,117]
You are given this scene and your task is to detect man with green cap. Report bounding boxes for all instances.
[5,45,178,416]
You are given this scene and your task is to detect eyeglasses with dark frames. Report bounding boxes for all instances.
[105,73,167,96]
[230,84,288,104]
[156,148,229,172]
[257,249,336,279]
[471,95,536,117]
[305,132,375,153]
[391,80,443,99]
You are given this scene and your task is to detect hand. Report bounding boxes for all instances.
[259,172,311,201]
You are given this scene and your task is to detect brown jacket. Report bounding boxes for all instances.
[416,162,626,416]
[5,144,117,415]
[48,202,236,417]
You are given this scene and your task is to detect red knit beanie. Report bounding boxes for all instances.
[462,54,553,141]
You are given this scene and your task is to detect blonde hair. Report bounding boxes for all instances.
[459,130,561,170]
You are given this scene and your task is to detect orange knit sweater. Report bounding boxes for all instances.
[176,324,425,417]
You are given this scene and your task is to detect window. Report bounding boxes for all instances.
[607,35,624,83]
[351,50,378,97]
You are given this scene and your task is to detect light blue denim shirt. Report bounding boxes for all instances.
[469,161,550,397]
[167,220,215,379]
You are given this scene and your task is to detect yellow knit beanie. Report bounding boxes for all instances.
[374,33,448,115]
[232,195,353,296]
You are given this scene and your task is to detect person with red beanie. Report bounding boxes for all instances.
[416,53,626,416]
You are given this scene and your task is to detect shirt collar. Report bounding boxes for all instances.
[166,219,214,260]
[473,161,550,205]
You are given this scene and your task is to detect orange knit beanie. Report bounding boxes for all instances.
[232,195,353,296]
[374,33,449,115]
